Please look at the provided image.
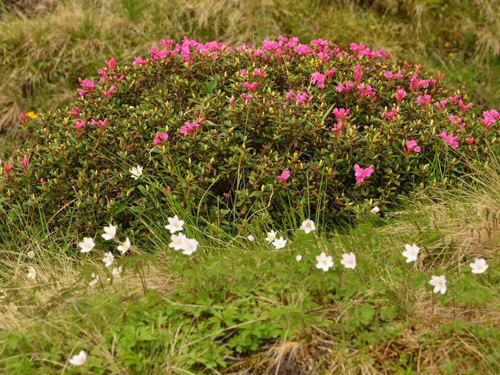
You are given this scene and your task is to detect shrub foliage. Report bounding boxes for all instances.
[2,37,499,238]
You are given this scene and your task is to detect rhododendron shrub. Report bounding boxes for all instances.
[2,37,499,237]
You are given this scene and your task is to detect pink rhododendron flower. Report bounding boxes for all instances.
[91,118,108,130]
[101,86,115,100]
[240,93,253,103]
[132,56,149,66]
[354,164,374,183]
[21,157,28,170]
[113,75,125,82]
[357,84,375,101]
[331,122,343,132]
[20,112,29,125]
[353,62,363,83]
[405,140,421,153]
[326,67,336,78]
[311,72,325,88]
[439,132,459,149]
[383,70,403,83]
[180,120,200,135]
[467,137,474,145]
[336,81,354,93]
[71,107,80,117]
[243,81,258,92]
[395,88,407,104]
[253,68,266,80]
[229,97,234,105]
[333,108,349,122]
[239,69,248,76]
[383,107,397,122]
[153,132,169,145]
[415,94,431,109]
[448,115,463,127]
[74,119,86,132]
[448,95,460,105]
[437,71,445,80]
[4,163,13,178]
[277,170,290,181]
[459,100,473,114]
[105,58,116,70]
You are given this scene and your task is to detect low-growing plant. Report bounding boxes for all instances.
[2,37,500,241]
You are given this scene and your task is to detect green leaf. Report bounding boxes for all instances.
[203,78,218,95]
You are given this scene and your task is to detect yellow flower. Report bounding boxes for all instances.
[444,42,450,48]
[448,52,454,57]
[27,111,37,119]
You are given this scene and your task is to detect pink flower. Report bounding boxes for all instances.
[253,68,266,80]
[277,170,290,181]
[74,119,86,132]
[113,75,125,82]
[459,100,472,114]
[327,67,336,78]
[333,108,349,122]
[70,107,80,117]
[437,71,445,80]
[354,164,374,183]
[353,63,363,83]
[101,86,115,100]
[395,88,407,104]
[415,94,431,109]
[180,121,200,136]
[405,140,421,153]
[439,132,459,149]
[311,72,325,88]
[239,69,248,76]
[40,178,45,190]
[467,137,474,145]
[21,157,29,170]
[243,81,258,92]
[383,107,397,122]
[153,132,169,145]
[91,118,108,130]
[357,84,375,101]
[240,93,253,103]
[133,56,149,66]
[229,97,234,105]
[336,81,354,93]
[105,58,116,70]
[331,122,343,132]
[448,95,460,105]
[20,112,29,125]
[4,163,13,177]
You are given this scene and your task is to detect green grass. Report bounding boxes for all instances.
[1,162,499,374]
[1,0,500,156]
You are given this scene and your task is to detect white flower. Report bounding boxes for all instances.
[470,258,488,274]
[130,165,143,180]
[300,219,316,234]
[69,350,87,366]
[371,206,380,214]
[89,273,99,286]
[169,233,187,251]
[296,255,302,262]
[102,252,114,267]
[27,251,35,259]
[79,237,95,253]
[402,243,420,263]
[165,215,184,233]
[340,252,356,269]
[102,224,117,240]
[247,235,255,242]
[0,289,8,299]
[117,238,131,254]
[182,238,199,255]
[316,252,334,272]
[27,266,36,279]
[265,230,277,243]
[112,266,123,278]
[272,236,287,249]
[429,275,447,295]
